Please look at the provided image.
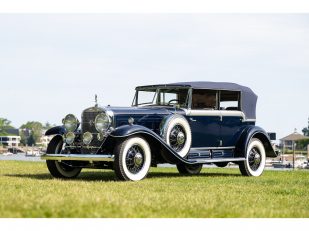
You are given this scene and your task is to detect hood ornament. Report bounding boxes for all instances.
[95,94,98,107]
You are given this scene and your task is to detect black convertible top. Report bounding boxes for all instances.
[137,81,258,120]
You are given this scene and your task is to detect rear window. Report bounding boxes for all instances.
[219,91,240,110]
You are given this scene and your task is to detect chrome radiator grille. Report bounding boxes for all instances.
[81,111,98,133]
[81,109,102,154]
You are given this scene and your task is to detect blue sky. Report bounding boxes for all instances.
[0,14,308,140]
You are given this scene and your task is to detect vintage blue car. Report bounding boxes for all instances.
[42,81,277,181]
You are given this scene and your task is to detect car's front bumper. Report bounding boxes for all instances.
[41,154,114,162]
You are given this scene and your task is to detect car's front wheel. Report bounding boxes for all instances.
[177,164,203,175]
[239,138,266,177]
[46,136,82,179]
[114,136,151,181]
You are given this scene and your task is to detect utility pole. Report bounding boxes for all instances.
[293,141,296,170]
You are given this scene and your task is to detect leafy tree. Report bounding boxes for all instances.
[296,138,309,150]
[0,118,14,135]
[302,117,309,136]
[27,134,36,146]
[20,121,43,144]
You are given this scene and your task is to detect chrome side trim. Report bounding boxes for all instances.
[183,109,255,122]
[221,110,246,118]
[185,109,245,118]
[243,119,256,122]
[184,109,221,117]
[41,154,114,162]
[191,146,235,151]
[191,158,245,163]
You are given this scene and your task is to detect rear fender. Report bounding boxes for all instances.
[235,126,277,158]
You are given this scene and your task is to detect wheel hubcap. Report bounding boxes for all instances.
[169,125,186,152]
[177,132,185,145]
[248,147,262,171]
[126,145,145,174]
[134,152,143,166]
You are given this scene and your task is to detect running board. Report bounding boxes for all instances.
[187,157,245,164]
[41,154,114,162]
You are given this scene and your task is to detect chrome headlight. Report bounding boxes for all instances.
[63,114,79,132]
[95,113,111,132]
[83,132,93,145]
[65,132,75,145]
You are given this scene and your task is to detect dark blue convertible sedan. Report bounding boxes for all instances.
[42,81,277,181]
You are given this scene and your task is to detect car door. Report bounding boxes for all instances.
[219,90,244,147]
[187,89,221,148]
[187,110,221,148]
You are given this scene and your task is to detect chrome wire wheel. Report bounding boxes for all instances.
[125,144,145,174]
[248,147,262,171]
[239,138,266,177]
[114,136,151,181]
[169,124,186,152]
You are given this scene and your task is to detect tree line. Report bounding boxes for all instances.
[298,117,309,150]
[0,118,56,146]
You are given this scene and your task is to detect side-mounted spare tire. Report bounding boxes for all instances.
[160,114,192,158]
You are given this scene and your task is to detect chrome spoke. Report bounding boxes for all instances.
[126,144,145,174]
[248,147,261,171]
[169,124,186,152]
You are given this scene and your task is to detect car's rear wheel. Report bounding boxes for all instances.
[215,162,229,168]
[239,138,266,177]
[46,136,82,179]
[177,164,203,175]
[114,136,151,181]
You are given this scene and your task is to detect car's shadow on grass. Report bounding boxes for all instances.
[148,172,241,178]
[4,170,241,182]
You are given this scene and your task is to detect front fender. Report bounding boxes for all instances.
[235,126,277,158]
[110,125,195,165]
[45,126,66,136]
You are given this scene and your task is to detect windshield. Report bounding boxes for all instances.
[133,88,190,107]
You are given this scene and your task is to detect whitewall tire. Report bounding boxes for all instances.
[46,136,82,179]
[114,136,151,181]
[239,138,266,177]
[161,115,192,158]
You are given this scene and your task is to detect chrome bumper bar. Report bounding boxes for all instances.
[41,154,114,162]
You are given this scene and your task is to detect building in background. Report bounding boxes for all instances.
[280,129,308,150]
[36,130,53,148]
[0,135,21,147]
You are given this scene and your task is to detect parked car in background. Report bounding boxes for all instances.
[42,81,277,181]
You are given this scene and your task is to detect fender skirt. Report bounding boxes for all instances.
[45,126,66,136]
[235,125,277,158]
[110,125,197,165]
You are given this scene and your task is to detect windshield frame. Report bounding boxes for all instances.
[132,86,191,108]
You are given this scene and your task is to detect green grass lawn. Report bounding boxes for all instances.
[0,160,308,218]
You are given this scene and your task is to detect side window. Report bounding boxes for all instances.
[160,92,178,105]
[192,90,217,109]
[219,91,240,110]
